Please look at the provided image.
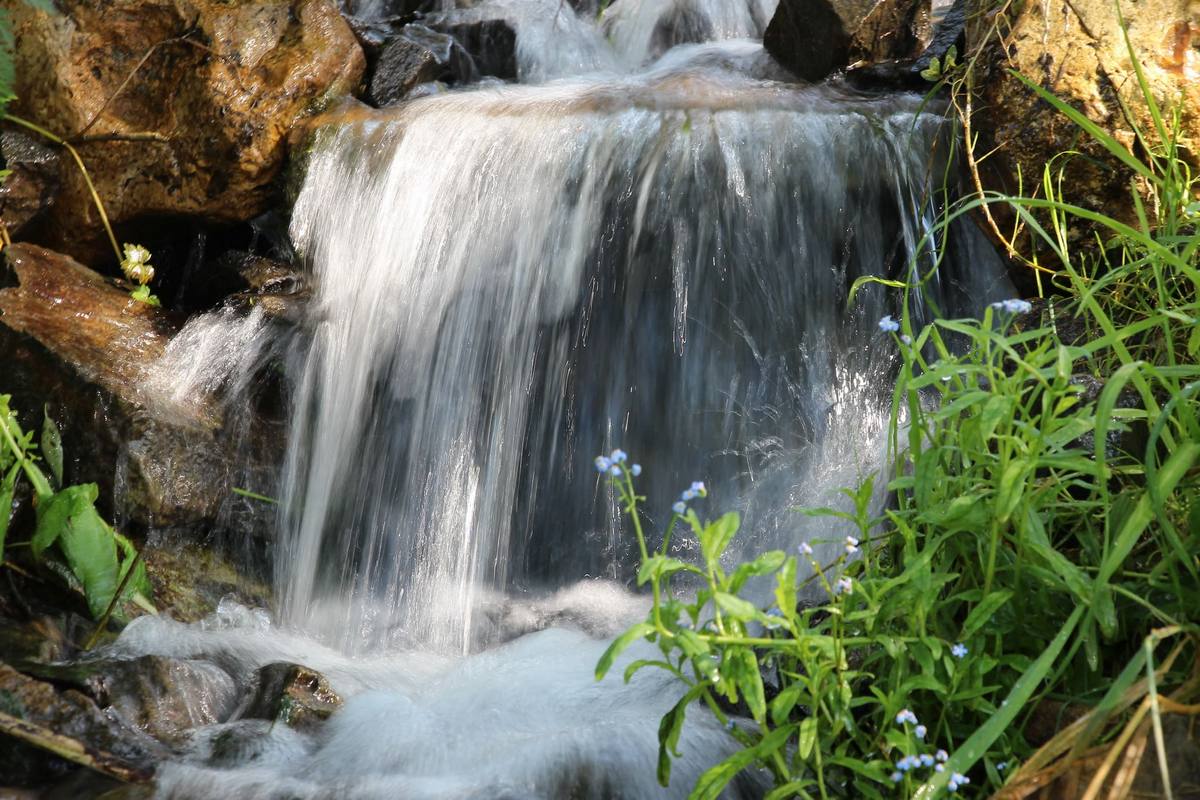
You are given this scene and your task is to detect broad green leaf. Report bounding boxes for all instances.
[40,406,63,489]
[57,501,120,619]
[596,622,655,680]
[31,483,99,560]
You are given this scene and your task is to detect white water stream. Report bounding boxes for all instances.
[127,1,1009,796]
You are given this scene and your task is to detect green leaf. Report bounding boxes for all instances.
[31,484,99,561]
[689,724,793,800]
[961,590,1013,639]
[774,556,797,618]
[728,550,785,593]
[639,555,700,585]
[796,716,818,761]
[595,622,655,680]
[57,502,120,619]
[701,512,740,566]
[113,530,154,610]
[657,685,704,787]
[713,592,758,622]
[0,462,19,558]
[40,406,63,489]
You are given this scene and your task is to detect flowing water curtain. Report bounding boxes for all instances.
[281,75,1008,654]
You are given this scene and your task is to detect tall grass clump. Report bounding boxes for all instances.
[595,44,1199,800]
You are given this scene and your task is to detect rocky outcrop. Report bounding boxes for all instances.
[0,243,267,531]
[973,0,1199,229]
[8,0,365,262]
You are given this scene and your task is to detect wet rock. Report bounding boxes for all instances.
[95,656,238,747]
[0,663,157,786]
[0,243,290,564]
[0,129,60,240]
[140,542,272,625]
[425,16,519,81]
[0,243,225,528]
[368,37,446,106]
[764,0,883,81]
[241,663,341,732]
[973,0,1200,230]
[7,0,365,262]
[0,617,73,667]
[911,0,964,74]
[16,655,238,748]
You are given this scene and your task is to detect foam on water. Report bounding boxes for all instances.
[116,597,761,799]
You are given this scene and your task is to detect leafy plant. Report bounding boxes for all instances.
[596,41,1200,800]
[0,395,154,622]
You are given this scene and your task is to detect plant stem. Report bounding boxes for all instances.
[3,114,123,263]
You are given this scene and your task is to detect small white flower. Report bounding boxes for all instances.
[798,542,813,556]
[121,243,154,286]
[878,315,900,333]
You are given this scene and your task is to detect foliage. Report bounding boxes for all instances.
[596,43,1200,800]
[0,395,154,621]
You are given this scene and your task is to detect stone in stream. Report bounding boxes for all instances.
[762,0,872,81]
[424,16,519,81]
[368,38,443,105]
[240,662,342,732]
[6,0,365,264]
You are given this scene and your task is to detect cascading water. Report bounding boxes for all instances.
[117,1,1010,796]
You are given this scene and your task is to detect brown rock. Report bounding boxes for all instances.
[974,0,1199,230]
[241,663,341,732]
[8,0,365,262]
[848,0,931,64]
[0,243,226,528]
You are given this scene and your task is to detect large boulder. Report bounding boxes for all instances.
[8,0,365,262]
[973,0,1199,229]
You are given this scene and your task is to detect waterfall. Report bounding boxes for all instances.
[117,2,1011,795]
[279,38,1006,654]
